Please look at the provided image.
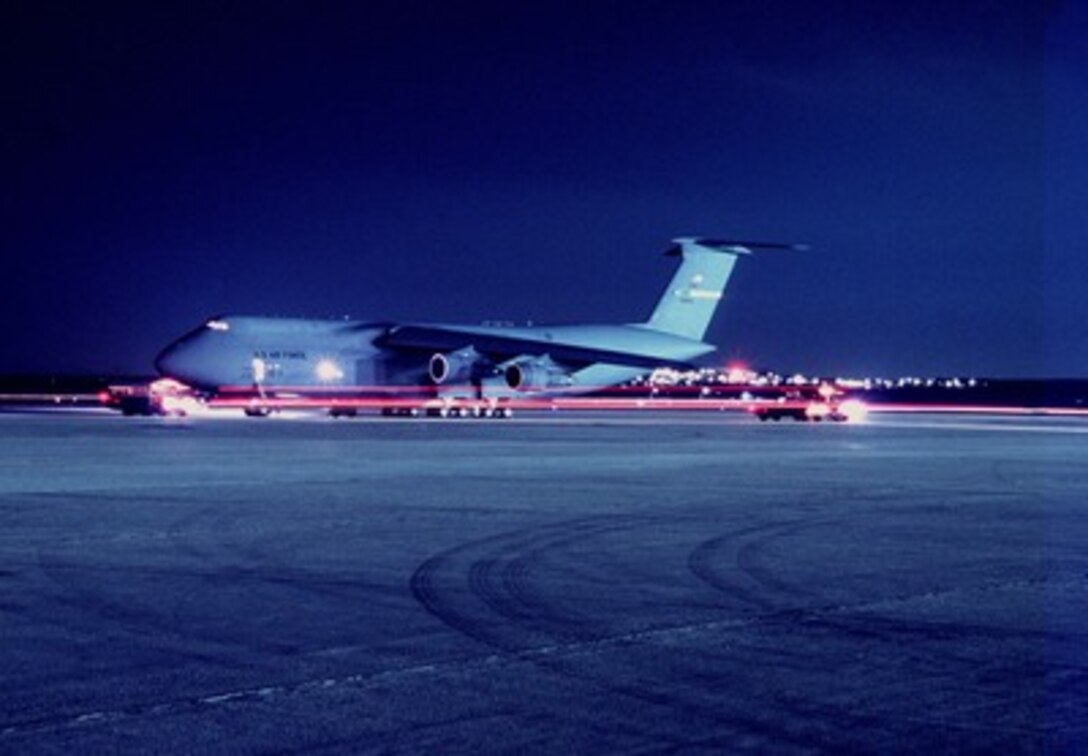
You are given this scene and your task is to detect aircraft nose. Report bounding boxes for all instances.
[154,340,183,378]
[153,326,228,388]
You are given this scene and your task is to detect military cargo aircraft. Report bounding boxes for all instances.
[155,238,794,415]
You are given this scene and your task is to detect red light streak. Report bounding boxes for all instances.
[200,392,1088,418]
[862,404,1088,417]
[193,383,1088,419]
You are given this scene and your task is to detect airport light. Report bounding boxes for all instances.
[315,359,344,382]
[724,362,754,384]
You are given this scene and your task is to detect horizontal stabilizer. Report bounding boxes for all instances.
[665,238,810,256]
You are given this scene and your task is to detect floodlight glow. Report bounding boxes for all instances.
[315,359,344,382]
[838,399,869,423]
[206,319,230,331]
[160,394,204,417]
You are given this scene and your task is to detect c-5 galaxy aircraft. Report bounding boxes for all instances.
[155,238,789,415]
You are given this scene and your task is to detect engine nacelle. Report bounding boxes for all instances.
[503,356,572,392]
[429,347,482,385]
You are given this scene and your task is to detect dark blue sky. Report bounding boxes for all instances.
[2,1,1083,377]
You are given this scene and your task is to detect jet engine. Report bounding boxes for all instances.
[503,356,572,392]
[428,347,483,385]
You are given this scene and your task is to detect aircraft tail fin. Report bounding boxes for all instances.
[645,238,804,341]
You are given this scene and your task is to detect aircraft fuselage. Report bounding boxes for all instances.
[154,238,786,401]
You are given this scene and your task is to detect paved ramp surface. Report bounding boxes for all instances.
[1,412,1085,753]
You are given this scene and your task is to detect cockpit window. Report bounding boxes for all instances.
[205,319,230,331]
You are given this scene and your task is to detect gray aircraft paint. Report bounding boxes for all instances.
[155,238,765,398]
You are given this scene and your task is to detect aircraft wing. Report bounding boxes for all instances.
[379,324,707,370]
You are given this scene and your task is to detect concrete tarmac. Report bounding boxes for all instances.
[0,411,1085,753]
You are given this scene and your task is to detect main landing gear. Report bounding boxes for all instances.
[380,401,513,419]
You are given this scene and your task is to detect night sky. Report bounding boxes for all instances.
[3,1,1084,377]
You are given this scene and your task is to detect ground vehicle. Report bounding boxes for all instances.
[103,378,201,416]
[752,400,848,422]
[749,386,854,422]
